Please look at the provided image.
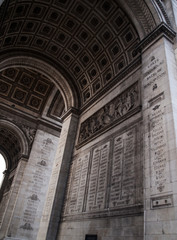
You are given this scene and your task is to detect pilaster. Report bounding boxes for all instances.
[0,129,59,240]
[0,158,27,239]
[141,26,177,239]
[37,108,79,240]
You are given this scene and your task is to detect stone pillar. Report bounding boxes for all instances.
[0,158,27,239]
[0,129,59,240]
[172,0,177,27]
[141,26,177,239]
[0,170,9,203]
[37,108,79,240]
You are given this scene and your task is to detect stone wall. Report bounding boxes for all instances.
[64,125,142,217]
[142,36,177,240]
[57,69,143,239]
[57,216,143,240]
[0,129,59,240]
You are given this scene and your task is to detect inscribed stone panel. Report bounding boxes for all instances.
[86,141,110,211]
[64,152,90,214]
[149,100,170,194]
[109,127,136,208]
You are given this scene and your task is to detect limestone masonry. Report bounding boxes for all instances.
[0,1,177,240]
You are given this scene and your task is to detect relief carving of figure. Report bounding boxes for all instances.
[22,125,36,145]
[90,117,97,134]
[78,83,139,144]
[102,105,113,125]
[96,108,105,129]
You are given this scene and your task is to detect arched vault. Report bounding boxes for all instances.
[0,119,29,171]
[0,0,170,111]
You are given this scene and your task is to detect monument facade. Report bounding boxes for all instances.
[0,1,177,240]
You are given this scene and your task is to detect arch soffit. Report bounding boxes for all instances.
[0,119,29,155]
[0,0,171,112]
[0,56,78,111]
[117,0,170,39]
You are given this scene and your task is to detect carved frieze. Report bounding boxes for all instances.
[78,82,140,145]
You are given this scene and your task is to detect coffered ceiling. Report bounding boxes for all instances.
[0,67,54,114]
[0,0,141,107]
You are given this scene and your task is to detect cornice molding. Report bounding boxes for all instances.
[61,107,80,121]
[137,23,176,52]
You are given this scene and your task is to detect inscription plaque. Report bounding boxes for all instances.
[109,128,136,208]
[64,125,141,218]
[143,56,166,91]
[65,153,90,214]
[86,142,110,211]
[149,102,170,193]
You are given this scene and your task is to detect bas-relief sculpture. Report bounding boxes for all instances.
[78,82,140,144]
[0,0,177,239]
[21,125,36,146]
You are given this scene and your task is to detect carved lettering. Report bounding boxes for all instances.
[109,128,136,208]
[86,142,110,211]
[64,153,90,214]
[143,56,166,90]
[150,104,170,192]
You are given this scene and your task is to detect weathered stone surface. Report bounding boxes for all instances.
[0,1,177,240]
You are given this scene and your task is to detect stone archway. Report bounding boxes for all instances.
[0,1,177,240]
[0,120,30,234]
[0,56,79,111]
[0,154,6,186]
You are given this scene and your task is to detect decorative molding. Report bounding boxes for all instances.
[136,23,176,52]
[154,0,171,26]
[47,90,64,122]
[61,107,80,121]
[62,204,143,221]
[124,0,156,34]
[0,104,62,134]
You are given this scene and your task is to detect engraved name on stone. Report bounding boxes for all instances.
[65,153,90,214]
[21,138,53,229]
[109,128,136,208]
[143,56,166,90]
[150,104,169,192]
[86,142,110,211]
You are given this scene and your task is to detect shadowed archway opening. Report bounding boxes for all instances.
[0,154,6,188]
